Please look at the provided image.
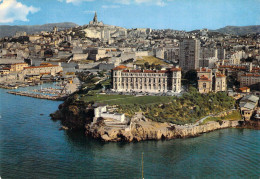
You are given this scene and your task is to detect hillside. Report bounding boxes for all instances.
[214,25,260,35]
[0,22,78,38]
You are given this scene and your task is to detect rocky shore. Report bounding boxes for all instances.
[85,115,241,142]
[51,96,259,142]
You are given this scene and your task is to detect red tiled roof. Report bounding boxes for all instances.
[113,65,127,70]
[239,87,250,91]
[216,73,226,77]
[170,67,181,71]
[11,63,28,65]
[198,75,211,81]
[3,67,10,70]
[219,65,246,70]
[241,73,260,77]
[197,68,211,72]
[24,65,59,69]
[40,63,53,66]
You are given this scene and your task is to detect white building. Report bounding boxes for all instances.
[112,65,182,93]
[94,105,125,123]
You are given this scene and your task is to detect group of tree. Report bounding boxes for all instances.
[116,87,235,125]
[141,62,162,70]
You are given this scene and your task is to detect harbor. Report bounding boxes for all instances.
[1,77,81,101]
[0,81,43,89]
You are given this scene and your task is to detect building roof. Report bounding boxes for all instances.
[241,73,260,77]
[11,63,28,65]
[239,87,250,91]
[40,63,53,66]
[170,67,181,71]
[239,102,256,110]
[198,75,211,81]
[121,67,181,74]
[216,73,226,77]
[241,95,259,104]
[113,65,127,70]
[24,65,59,69]
[197,67,211,72]
[219,65,247,70]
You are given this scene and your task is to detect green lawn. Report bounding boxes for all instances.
[80,94,174,105]
[201,110,242,125]
[135,56,168,65]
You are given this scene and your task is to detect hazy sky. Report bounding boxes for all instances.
[0,0,259,31]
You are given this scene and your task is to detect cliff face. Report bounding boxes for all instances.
[50,96,94,130]
[86,119,241,142]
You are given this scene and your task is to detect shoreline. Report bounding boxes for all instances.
[50,94,259,142]
[85,118,246,142]
[85,119,259,142]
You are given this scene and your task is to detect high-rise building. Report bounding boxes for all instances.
[179,38,200,71]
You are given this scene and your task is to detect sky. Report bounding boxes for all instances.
[0,0,259,31]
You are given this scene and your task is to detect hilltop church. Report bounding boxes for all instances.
[89,12,104,26]
[82,12,127,42]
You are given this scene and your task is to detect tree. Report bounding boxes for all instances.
[144,62,150,69]
[155,64,162,70]
[151,63,156,70]
[184,70,198,86]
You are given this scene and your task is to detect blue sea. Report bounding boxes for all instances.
[0,86,259,179]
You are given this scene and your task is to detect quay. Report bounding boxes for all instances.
[7,91,67,101]
[0,85,18,89]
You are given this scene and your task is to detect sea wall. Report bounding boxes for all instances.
[174,120,240,138]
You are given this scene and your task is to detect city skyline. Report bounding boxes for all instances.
[0,0,259,31]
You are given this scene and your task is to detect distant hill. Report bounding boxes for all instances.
[0,22,78,38]
[214,25,260,35]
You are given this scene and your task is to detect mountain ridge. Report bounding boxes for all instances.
[0,22,78,38]
[0,23,259,38]
[214,25,260,35]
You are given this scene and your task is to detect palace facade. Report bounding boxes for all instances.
[112,65,181,93]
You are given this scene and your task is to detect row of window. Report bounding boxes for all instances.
[114,78,181,84]
[115,84,166,90]
[120,73,168,77]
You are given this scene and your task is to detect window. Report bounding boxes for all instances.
[203,83,206,88]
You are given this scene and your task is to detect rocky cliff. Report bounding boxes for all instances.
[50,95,94,130]
[86,116,241,142]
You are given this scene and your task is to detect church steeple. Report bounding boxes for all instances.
[89,11,103,26]
[93,11,98,24]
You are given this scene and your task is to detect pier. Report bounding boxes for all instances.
[7,91,67,101]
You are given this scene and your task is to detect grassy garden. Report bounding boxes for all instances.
[201,110,242,125]
[115,89,235,124]
[80,94,174,105]
[75,86,236,125]
[135,56,168,65]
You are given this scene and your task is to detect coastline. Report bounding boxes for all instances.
[85,118,243,142]
[51,95,259,142]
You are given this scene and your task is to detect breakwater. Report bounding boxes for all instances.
[7,91,66,101]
